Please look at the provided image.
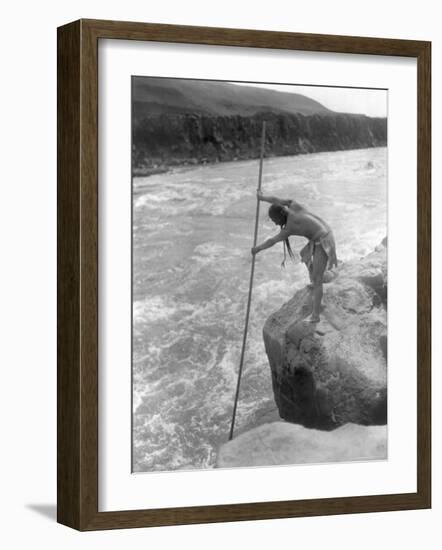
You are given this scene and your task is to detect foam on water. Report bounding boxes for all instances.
[135,176,252,217]
[132,147,387,472]
[133,296,180,323]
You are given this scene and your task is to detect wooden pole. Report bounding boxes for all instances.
[229,121,266,441]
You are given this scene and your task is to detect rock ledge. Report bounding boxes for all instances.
[263,241,387,430]
[217,422,387,468]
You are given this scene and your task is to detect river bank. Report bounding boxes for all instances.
[133,111,387,176]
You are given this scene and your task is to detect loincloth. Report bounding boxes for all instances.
[300,231,338,271]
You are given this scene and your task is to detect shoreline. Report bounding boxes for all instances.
[132,144,387,179]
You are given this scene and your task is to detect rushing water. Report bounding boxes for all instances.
[132,147,387,472]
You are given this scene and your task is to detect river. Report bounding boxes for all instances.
[132,147,387,472]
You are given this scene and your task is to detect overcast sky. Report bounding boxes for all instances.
[234,82,387,118]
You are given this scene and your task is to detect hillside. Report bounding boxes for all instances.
[132,78,387,175]
[133,77,332,118]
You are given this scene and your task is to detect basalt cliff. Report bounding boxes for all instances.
[132,78,387,175]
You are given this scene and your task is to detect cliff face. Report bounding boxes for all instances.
[132,111,387,174]
[263,240,387,430]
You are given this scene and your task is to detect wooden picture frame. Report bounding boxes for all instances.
[57,19,431,530]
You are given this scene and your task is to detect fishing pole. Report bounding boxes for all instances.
[229,121,266,441]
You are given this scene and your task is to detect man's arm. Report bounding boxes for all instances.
[252,229,289,255]
[257,191,291,207]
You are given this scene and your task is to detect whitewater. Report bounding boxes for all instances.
[132,147,387,472]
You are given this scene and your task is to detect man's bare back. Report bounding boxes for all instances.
[282,200,330,240]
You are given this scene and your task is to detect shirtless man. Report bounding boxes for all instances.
[251,191,338,323]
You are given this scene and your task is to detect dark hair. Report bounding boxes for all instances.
[268,204,295,267]
[268,204,287,226]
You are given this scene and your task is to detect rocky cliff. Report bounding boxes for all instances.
[263,240,387,430]
[133,111,387,175]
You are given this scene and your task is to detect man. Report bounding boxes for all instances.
[251,191,338,323]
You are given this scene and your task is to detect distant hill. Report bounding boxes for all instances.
[132,78,387,176]
[133,78,332,119]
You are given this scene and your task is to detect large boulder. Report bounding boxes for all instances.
[263,241,387,430]
[217,422,387,468]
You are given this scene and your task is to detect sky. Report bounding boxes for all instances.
[234,82,387,118]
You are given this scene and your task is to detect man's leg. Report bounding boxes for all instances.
[310,244,328,322]
[306,262,314,286]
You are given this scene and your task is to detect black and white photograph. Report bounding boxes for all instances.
[131,76,388,473]
[2,0,436,541]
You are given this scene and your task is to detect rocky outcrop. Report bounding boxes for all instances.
[217,422,387,468]
[133,111,387,175]
[263,241,387,430]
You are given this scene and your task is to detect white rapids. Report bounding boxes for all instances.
[132,147,387,472]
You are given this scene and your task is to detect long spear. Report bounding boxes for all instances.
[229,121,266,441]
